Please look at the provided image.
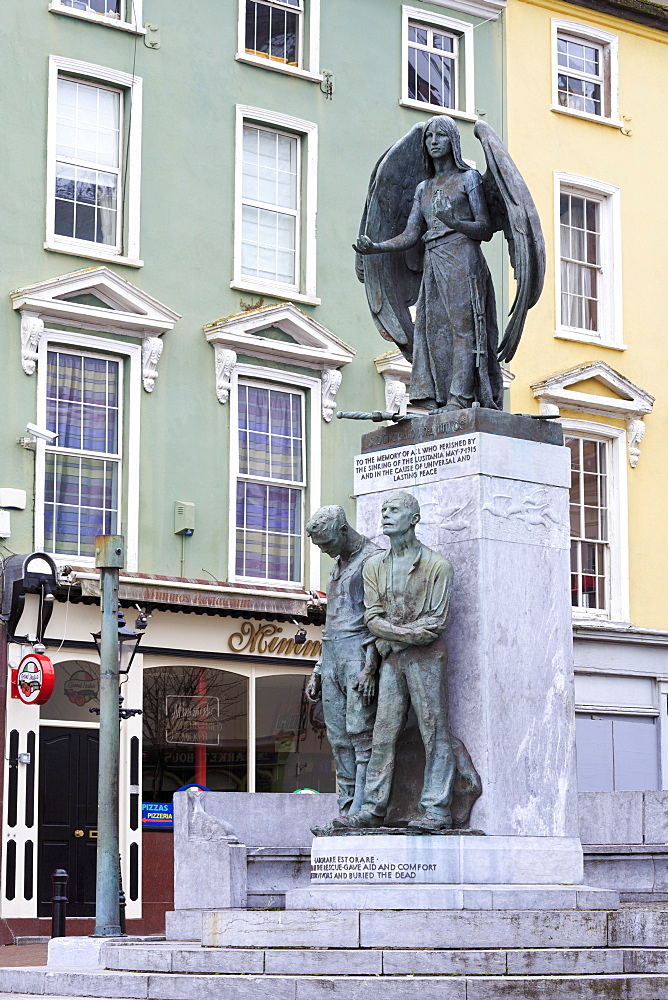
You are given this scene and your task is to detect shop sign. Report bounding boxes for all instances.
[165,695,222,746]
[227,621,322,659]
[64,667,99,707]
[142,785,209,829]
[142,802,173,828]
[12,653,55,705]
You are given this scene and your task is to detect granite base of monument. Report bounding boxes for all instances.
[354,409,579,841]
[284,832,619,910]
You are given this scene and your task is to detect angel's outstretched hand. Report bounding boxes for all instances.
[354,235,382,254]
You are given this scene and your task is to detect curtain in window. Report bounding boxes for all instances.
[44,351,120,557]
[236,383,303,583]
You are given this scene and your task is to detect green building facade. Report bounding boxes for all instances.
[0,0,506,933]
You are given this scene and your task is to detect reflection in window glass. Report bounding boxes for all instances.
[61,0,122,16]
[245,0,301,66]
[407,21,457,109]
[40,659,100,722]
[255,674,335,793]
[557,35,603,116]
[241,125,299,286]
[55,78,122,248]
[143,667,248,803]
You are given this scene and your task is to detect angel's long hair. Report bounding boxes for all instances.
[422,116,469,177]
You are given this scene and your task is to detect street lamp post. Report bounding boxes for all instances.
[92,535,124,937]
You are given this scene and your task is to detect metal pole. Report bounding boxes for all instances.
[118,856,126,935]
[92,535,124,937]
[50,869,68,938]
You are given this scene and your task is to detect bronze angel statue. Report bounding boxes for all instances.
[354,116,545,411]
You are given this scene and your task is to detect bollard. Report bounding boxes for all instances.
[51,869,68,938]
[118,858,126,934]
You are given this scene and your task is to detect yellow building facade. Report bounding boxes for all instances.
[506,0,668,795]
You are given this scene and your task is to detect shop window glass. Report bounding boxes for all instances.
[40,659,100,722]
[255,673,335,793]
[142,666,248,802]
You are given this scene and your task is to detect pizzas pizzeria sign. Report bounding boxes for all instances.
[11,653,55,706]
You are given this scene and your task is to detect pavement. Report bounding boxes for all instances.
[0,944,47,966]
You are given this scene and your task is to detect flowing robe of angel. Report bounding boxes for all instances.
[408,170,503,410]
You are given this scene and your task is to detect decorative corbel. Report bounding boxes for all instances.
[141,336,164,393]
[501,366,515,391]
[21,313,44,375]
[627,417,646,468]
[538,400,560,417]
[383,376,409,416]
[321,367,342,422]
[214,347,237,404]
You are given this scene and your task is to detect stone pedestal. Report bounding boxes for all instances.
[353,409,578,842]
[171,790,247,911]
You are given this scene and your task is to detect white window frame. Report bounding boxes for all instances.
[46,56,143,268]
[401,6,476,121]
[554,172,622,349]
[48,0,145,34]
[233,106,319,305]
[42,345,124,561]
[240,124,301,295]
[237,0,321,81]
[562,419,629,624]
[551,19,621,128]
[54,76,124,256]
[228,363,322,592]
[34,331,141,571]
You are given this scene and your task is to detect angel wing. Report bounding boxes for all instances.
[474,121,545,364]
[355,123,426,362]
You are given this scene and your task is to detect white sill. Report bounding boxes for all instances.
[48,3,146,33]
[235,53,322,82]
[572,610,610,623]
[400,98,477,123]
[231,576,305,592]
[554,329,627,351]
[230,280,321,307]
[550,106,624,130]
[44,240,143,269]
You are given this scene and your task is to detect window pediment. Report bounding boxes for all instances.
[204,302,355,421]
[12,267,180,392]
[532,361,654,467]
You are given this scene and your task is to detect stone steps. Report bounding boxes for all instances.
[3,970,668,999]
[102,943,668,975]
[200,906,651,950]
[1,907,667,999]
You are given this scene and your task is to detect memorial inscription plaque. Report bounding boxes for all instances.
[311,837,459,884]
[354,435,479,494]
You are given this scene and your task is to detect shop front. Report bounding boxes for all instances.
[1,581,329,936]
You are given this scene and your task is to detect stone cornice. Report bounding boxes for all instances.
[562,0,668,32]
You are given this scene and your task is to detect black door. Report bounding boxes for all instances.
[38,727,99,916]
